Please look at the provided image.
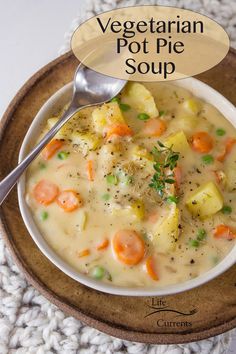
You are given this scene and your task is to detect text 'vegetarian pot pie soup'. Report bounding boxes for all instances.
[25,82,236,287]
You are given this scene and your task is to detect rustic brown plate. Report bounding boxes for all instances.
[0,50,236,344]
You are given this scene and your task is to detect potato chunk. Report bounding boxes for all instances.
[225,145,236,191]
[123,83,158,118]
[183,98,201,115]
[169,114,198,135]
[153,205,180,253]
[186,181,223,219]
[164,131,190,154]
[92,102,125,133]
[71,131,101,153]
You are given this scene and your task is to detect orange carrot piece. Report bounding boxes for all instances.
[106,124,133,140]
[191,131,213,153]
[145,256,159,281]
[143,118,166,137]
[173,166,181,191]
[96,238,109,251]
[77,249,90,258]
[42,139,63,160]
[113,229,145,265]
[213,224,236,240]
[33,179,59,205]
[86,160,94,181]
[217,137,236,162]
[57,190,83,212]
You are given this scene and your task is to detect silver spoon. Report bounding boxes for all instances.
[0,63,126,204]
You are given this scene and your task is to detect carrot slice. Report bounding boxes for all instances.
[96,238,109,251]
[42,139,63,160]
[173,166,181,191]
[213,224,236,240]
[33,179,59,205]
[77,249,90,258]
[86,160,94,181]
[113,229,145,265]
[106,124,133,140]
[145,256,159,281]
[143,118,166,137]
[57,190,83,212]
[191,131,213,153]
[217,137,236,162]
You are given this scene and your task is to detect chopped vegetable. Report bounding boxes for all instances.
[40,211,48,221]
[92,102,125,133]
[217,137,236,162]
[143,118,166,137]
[113,229,145,265]
[96,238,109,251]
[191,132,213,153]
[105,124,133,140]
[213,224,236,240]
[106,174,118,185]
[57,190,83,212]
[173,166,181,191]
[145,256,159,281]
[71,131,101,152]
[123,82,159,118]
[77,210,87,231]
[186,181,223,219]
[91,266,105,279]
[101,193,110,201]
[57,151,69,160]
[110,97,120,103]
[216,128,226,136]
[153,205,180,252]
[189,239,200,248]
[197,228,206,241]
[213,170,227,186]
[159,110,166,117]
[86,160,94,181]
[221,205,232,214]
[183,98,201,114]
[42,139,64,160]
[165,131,190,154]
[119,103,131,112]
[33,180,59,205]
[202,155,214,164]
[78,249,90,258]
[137,113,150,121]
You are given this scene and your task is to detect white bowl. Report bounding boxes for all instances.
[17,78,236,296]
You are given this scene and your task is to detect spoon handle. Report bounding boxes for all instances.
[0,105,80,205]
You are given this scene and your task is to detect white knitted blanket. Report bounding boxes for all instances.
[1,0,236,353]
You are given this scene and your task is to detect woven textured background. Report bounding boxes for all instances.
[1,0,236,353]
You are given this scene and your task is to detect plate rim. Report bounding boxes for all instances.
[0,49,236,344]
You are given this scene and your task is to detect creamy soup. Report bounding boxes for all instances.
[25,82,236,287]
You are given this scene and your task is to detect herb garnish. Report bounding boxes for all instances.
[149,141,179,198]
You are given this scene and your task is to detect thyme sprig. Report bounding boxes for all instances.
[149,141,180,198]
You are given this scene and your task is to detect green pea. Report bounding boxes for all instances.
[119,103,131,112]
[201,155,214,165]
[102,193,110,201]
[39,162,46,170]
[110,97,120,103]
[91,266,105,280]
[216,128,226,136]
[221,205,232,214]
[197,228,206,241]
[57,151,69,160]
[137,113,150,121]
[106,174,118,185]
[166,195,179,204]
[189,239,200,248]
[159,110,166,117]
[40,211,48,221]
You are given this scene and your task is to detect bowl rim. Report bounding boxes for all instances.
[17,77,236,296]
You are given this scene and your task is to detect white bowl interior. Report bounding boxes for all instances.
[17,78,236,296]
